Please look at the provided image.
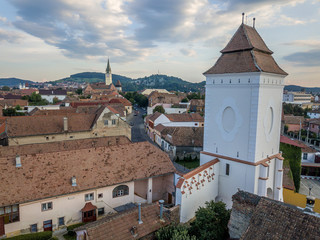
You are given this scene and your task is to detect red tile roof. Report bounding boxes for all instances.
[204,24,287,76]
[81,202,97,212]
[161,127,204,147]
[77,203,177,240]
[165,113,203,122]
[109,98,132,106]
[280,135,304,148]
[0,141,175,206]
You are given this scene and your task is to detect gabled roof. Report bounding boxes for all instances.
[115,80,122,87]
[204,24,287,76]
[0,141,175,207]
[165,113,203,122]
[108,98,132,106]
[161,127,204,147]
[283,115,304,125]
[76,203,175,240]
[149,111,163,122]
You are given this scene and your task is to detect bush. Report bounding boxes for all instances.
[189,201,230,240]
[280,143,302,192]
[67,223,85,236]
[156,224,196,240]
[7,231,52,240]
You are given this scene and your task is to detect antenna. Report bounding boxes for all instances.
[242,13,245,24]
[253,18,256,28]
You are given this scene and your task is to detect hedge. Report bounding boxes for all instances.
[280,143,302,192]
[66,223,85,236]
[6,231,52,240]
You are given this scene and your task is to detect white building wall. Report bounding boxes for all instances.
[41,95,66,103]
[179,163,219,223]
[5,182,134,236]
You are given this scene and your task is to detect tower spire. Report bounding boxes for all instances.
[105,58,112,85]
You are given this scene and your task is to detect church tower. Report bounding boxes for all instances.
[105,59,112,85]
[200,17,288,206]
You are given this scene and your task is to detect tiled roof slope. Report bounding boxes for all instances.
[283,115,304,125]
[204,24,287,76]
[0,136,130,158]
[221,24,272,54]
[77,203,172,240]
[6,114,96,137]
[149,111,162,122]
[161,127,204,147]
[241,197,320,240]
[0,141,175,206]
[165,113,203,122]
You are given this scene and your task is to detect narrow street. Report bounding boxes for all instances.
[127,107,191,174]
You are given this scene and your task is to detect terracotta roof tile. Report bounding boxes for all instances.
[240,197,320,239]
[78,203,175,240]
[165,113,203,122]
[204,24,287,76]
[0,141,175,206]
[109,98,132,106]
[149,111,162,122]
[283,115,304,125]
[161,127,203,147]
[6,114,96,137]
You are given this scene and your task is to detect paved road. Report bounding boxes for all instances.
[127,107,191,174]
[127,107,151,143]
[300,178,320,198]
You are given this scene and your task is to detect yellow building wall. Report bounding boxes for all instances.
[283,188,306,208]
[313,199,320,213]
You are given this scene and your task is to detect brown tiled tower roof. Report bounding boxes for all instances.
[204,24,287,76]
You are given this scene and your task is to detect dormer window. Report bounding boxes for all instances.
[71,176,77,187]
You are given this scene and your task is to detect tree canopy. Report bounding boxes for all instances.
[153,105,165,114]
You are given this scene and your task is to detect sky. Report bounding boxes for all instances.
[0,0,319,86]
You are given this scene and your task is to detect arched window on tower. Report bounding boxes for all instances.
[112,185,129,198]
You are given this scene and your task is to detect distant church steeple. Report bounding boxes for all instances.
[105,59,112,85]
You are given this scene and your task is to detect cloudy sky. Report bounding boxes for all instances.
[0,0,319,86]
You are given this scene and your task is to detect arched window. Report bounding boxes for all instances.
[113,185,129,198]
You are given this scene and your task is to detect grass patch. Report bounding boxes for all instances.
[176,159,200,169]
[63,234,76,240]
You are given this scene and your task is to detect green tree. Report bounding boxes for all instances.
[153,105,165,114]
[15,105,22,110]
[3,107,25,116]
[189,201,230,240]
[181,98,189,103]
[52,97,59,104]
[75,88,83,95]
[156,224,196,240]
[1,86,10,91]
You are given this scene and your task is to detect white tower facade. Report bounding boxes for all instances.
[105,59,112,85]
[200,23,287,207]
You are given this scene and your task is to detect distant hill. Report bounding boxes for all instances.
[53,72,205,92]
[0,78,34,87]
[284,85,320,94]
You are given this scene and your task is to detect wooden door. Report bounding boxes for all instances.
[0,216,5,236]
[43,220,52,232]
[168,193,173,204]
[82,210,96,223]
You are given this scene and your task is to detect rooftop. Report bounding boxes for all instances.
[204,24,287,76]
[0,141,175,207]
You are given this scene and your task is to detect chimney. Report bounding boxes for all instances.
[253,17,256,28]
[71,176,77,186]
[63,117,68,132]
[16,155,21,168]
[138,203,143,224]
[159,199,164,220]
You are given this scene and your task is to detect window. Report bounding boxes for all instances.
[98,207,105,216]
[98,193,103,198]
[30,224,37,233]
[42,202,52,211]
[303,153,308,160]
[0,205,19,224]
[112,119,116,125]
[113,185,129,198]
[104,120,108,125]
[85,193,94,201]
[58,217,64,226]
[226,164,230,176]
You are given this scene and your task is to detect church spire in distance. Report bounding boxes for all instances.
[105,58,112,85]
